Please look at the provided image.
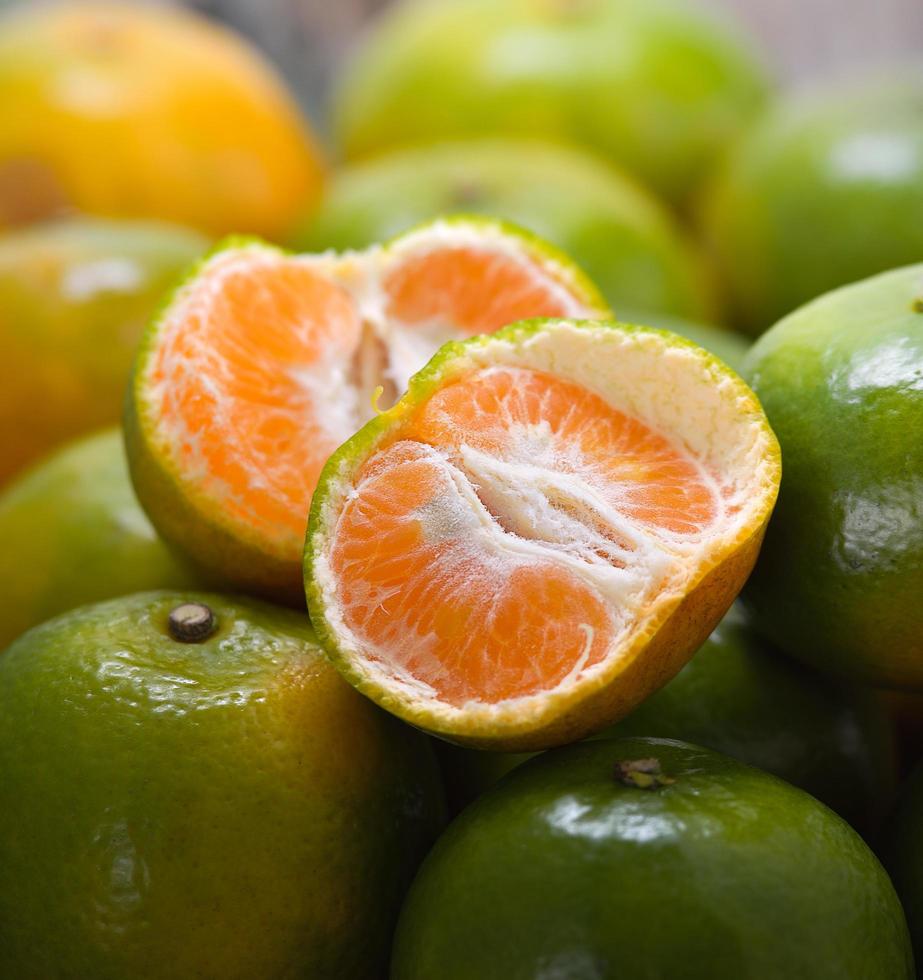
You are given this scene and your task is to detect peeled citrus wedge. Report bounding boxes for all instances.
[126,217,608,602]
[306,319,781,750]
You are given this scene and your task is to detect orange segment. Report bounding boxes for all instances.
[330,442,614,705]
[328,364,721,707]
[130,218,610,602]
[402,366,718,536]
[151,251,363,544]
[383,246,578,335]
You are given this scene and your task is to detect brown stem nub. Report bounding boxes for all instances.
[168,603,217,643]
[615,758,675,790]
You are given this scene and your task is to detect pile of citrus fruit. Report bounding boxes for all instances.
[0,1,921,977]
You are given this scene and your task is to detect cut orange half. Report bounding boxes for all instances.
[125,217,608,601]
[305,319,781,750]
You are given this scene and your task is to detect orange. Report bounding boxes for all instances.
[0,2,324,239]
[0,216,206,485]
[0,590,445,977]
[125,216,609,603]
[305,319,780,749]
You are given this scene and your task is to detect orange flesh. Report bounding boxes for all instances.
[150,243,587,553]
[329,367,722,706]
[383,247,575,335]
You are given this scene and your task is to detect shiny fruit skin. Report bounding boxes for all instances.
[394,738,913,979]
[0,591,445,978]
[743,265,923,689]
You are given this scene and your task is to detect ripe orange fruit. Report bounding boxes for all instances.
[0,216,206,485]
[0,2,324,239]
[0,591,445,977]
[125,217,609,603]
[305,319,781,750]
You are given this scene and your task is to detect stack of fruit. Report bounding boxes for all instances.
[0,1,922,977]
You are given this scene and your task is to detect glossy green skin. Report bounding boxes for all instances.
[334,0,769,205]
[743,265,923,689]
[296,139,713,320]
[883,762,923,965]
[0,428,204,651]
[440,606,895,829]
[395,738,913,979]
[0,591,446,978]
[0,217,206,484]
[702,74,923,335]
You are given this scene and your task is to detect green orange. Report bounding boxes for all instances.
[306,318,780,749]
[393,738,913,979]
[0,1,324,238]
[701,72,923,335]
[295,138,713,320]
[334,0,770,205]
[0,217,206,485]
[0,428,204,651]
[0,591,445,977]
[743,265,923,689]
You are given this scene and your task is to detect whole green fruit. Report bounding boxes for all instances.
[334,0,770,205]
[743,265,923,689]
[702,73,923,334]
[0,592,446,978]
[395,738,913,979]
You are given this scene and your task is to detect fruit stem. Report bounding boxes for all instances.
[168,603,217,643]
[615,758,675,790]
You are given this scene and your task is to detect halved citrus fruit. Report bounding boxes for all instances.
[126,217,608,601]
[306,319,781,750]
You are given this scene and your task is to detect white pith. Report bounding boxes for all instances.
[312,322,778,726]
[142,220,603,553]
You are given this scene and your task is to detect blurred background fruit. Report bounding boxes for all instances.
[701,72,923,334]
[193,0,923,123]
[0,591,446,978]
[0,1,325,238]
[440,605,896,831]
[744,265,923,689]
[0,429,204,652]
[295,138,715,321]
[0,216,205,486]
[332,0,770,206]
[394,738,913,979]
